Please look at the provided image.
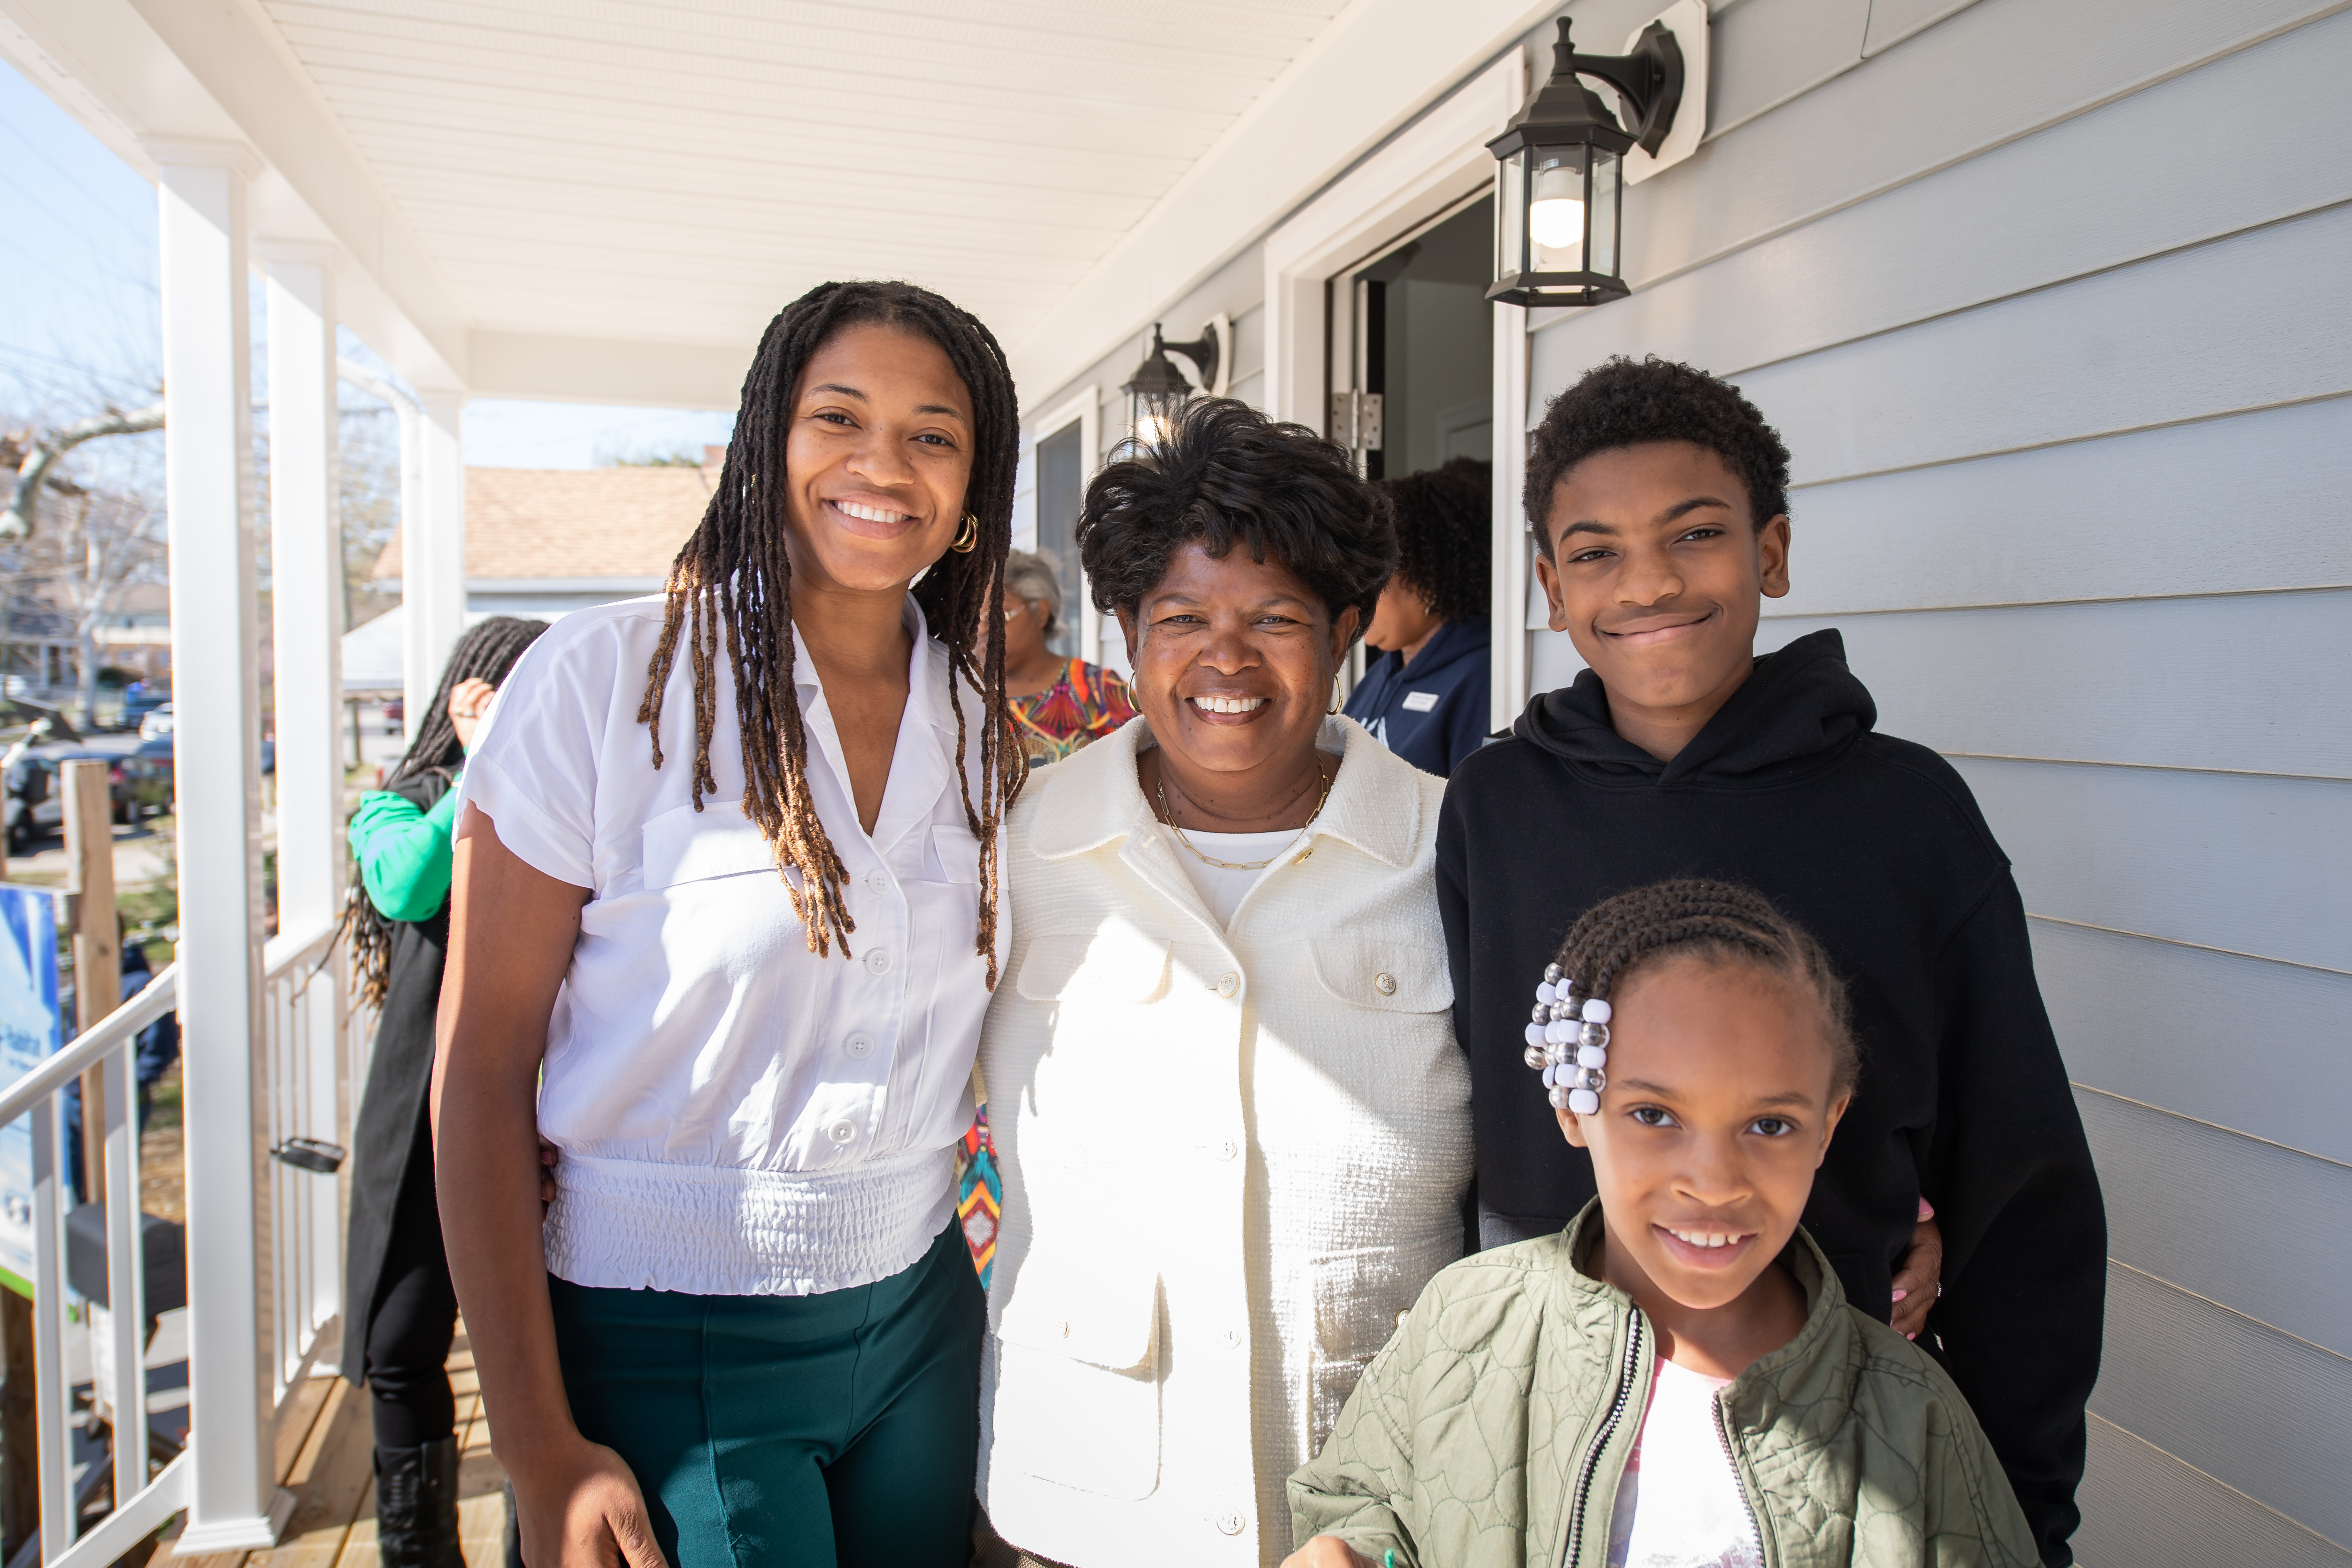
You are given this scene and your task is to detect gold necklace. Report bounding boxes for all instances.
[1154,759,1332,870]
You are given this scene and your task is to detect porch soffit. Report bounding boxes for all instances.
[2,0,1368,406]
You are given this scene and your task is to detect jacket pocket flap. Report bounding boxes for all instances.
[641,801,783,891]
[1309,938,1452,1013]
[995,1258,1160,1373]
[1014,926,1171,1003]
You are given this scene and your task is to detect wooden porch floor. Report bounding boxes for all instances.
[173,1330,509,1568]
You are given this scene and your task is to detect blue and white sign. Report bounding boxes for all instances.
[0,887,61,1297]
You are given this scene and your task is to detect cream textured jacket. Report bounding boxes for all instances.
[976,715,1474,1568]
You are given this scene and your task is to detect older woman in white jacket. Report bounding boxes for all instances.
[976,399,1473,1568]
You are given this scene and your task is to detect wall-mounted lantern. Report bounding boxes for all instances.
[1122,317,1229,445]
[1488,15,1687,308]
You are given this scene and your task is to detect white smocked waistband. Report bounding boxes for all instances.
[542,1145,956,1297]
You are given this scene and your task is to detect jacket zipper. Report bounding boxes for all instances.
[1561,1311,1644,1568]
[1713,1395,1767,1566]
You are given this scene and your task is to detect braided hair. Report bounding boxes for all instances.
[1554,879,1860,1093]
[638,280,1025,984]
[347,615,550,1007]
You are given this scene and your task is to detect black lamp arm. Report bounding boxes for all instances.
[1553,17,1685,157]
[1158,323,1221,393]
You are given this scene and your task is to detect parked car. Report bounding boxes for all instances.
[138,704,175,741]
[120,686,170,731]
[115,734,271,821]
[5,753,61,853]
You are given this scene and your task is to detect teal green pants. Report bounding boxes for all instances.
[549,1222,983,1568]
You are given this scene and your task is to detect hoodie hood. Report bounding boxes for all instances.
[1512,627,1876,788]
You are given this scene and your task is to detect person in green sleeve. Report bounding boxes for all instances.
[341,615,548,1568]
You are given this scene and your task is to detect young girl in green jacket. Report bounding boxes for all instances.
[1285,879,2038,1568]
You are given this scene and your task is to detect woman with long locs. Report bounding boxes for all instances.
[433,280,1023,1568]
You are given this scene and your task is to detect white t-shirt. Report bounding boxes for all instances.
[457,593,1003,1298]
[1606,1357,1764,1568]
[1162,828,1305,926]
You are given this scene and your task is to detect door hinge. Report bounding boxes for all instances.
[1330,390,1384,453]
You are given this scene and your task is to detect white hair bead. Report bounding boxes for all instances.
[1545,1020,1576,1045]
[1525,1023,1548,1049]
[1577,1044,1608,1068]
[1582,998,1612,1024]
[1536,981,1558,1005]
[1568,1088,1600,1115]
[1542,1064,1560,1089]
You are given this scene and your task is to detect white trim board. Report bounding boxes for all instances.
[1026,386,1111,673]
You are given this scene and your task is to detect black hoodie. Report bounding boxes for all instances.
[1436,629,2103,1567]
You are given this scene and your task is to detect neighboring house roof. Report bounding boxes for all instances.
[372,461,717,586]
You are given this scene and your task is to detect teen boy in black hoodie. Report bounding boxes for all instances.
[1436,357,2104,1566]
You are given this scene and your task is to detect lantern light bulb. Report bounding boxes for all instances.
[1530,196,1585,250]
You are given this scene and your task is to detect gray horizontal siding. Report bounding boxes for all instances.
[2090,1261,2352,1548]
[1559,6,2352,381]
[1731,200,2352,484]
[2041,921,2352,1167]
[1953,757,2352,974]
[2079,1089,2352,1357]
[1756,590,2352,779]
[1612,0,2342,290]
[2077,1414,2352,1568]
[1771,397,2352,615]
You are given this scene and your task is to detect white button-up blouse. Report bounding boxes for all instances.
[457,593,1003,1297]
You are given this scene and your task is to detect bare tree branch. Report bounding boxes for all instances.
[1,404,165,539]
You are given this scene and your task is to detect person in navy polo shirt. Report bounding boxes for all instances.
[1344,457,1491,776]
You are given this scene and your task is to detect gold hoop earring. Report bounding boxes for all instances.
[950,513,980,553]
[1328,682,1345,716]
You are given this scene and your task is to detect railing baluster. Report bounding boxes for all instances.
[30,1097,70,1562]
[102,1048,146,1513]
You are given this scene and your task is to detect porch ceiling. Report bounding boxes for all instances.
[0,0,1350,403]
[257,0,1350,354]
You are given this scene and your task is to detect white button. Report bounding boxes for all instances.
[1216,1140,1238,1161]
[845,1033,874,1059]
[1216,971,1239,997]
[867,869,892,894]
[1215,1513,1244,1536]
[827,1120,857,1145]
[1375,971,1397,995]
[1223,1328,1243,1349]
[1058,1321,1072,1339]
[865,947,893,976]
[1394,1307,1412,1329]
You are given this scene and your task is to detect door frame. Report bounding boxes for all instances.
[1025,384,1111,672]
[1261,49,1533,730]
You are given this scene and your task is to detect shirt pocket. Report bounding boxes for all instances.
[989,1255,1163,1499]
[921,822,982,885]
[1308,936,1453,1015]
[640,799,787,891]
[1014,924,1172,1005]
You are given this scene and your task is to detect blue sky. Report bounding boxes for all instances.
[0,63,729,469]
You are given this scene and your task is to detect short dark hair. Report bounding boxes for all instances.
[1524,356,1791,557]
[1378,457,1491,626]
[1078,397,1395,642]
[1553,878,1860,1096]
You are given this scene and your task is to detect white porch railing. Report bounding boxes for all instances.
[0,912,366,1566]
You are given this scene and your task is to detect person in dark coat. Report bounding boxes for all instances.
[1343,457,1491,776]
[341,616,546,1568]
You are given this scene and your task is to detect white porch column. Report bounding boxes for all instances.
[261,249,346,937]
[149,139,292,1553]
[262,249,349,1362]
[404,392,467,724]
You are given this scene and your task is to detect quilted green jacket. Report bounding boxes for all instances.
[1288,1202,2038,1568]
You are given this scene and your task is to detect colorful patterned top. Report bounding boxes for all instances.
[1009,659,1138,767]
